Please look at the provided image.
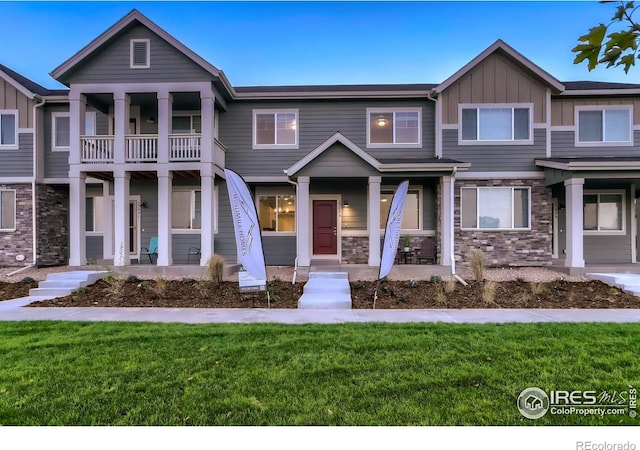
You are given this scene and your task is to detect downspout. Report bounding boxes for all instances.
[285,170,299,284]
[450,166,467,286]
[8,95,45,277]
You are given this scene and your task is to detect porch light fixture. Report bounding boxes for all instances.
[343,200,350,208]
[381,198,388,203]
[376,116,387,127]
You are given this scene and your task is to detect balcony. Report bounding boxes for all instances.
[80,134,205,163]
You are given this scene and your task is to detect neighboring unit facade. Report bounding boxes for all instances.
[2,9,640,273]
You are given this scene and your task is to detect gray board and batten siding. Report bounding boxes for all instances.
[57,24,214,85]
[0,76,36,128]
[441,128,547,171]
[220,99,435,177]
[551,130,640,158]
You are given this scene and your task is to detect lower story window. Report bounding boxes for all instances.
[380,188,421,230]
[258,195,295,232]
[584,192,624,232]
[0,190,15,230]
[461,187,530,229]
[172,189,201,230]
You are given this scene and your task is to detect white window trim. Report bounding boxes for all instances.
[379,185,423,232]
[52,112,70,152]
[583,189,626,236]
[252,109,299,149]
[366,107,422,148]
[255,188,297,236]
[575,105,633,147]
[171,186,217,233]
[0,110,19,150]
[460,186,532,231]
[0,189,16,231]
[130,39,150,69]
[458,103,534,146]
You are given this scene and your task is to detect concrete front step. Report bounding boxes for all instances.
[588,273,640,296]
[298,272,352,309]
[29,270,108,298]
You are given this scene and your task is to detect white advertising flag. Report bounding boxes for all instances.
[379,180,409,280]
[224,169,267,281]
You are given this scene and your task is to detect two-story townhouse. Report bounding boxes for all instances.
[3,9,640,276]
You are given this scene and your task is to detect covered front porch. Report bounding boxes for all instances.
[537,157,640,274]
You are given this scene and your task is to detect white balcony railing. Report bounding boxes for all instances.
[81,136,114,163]
[126,135,158,162]
[169,134,201,161]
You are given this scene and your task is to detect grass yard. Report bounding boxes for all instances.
[0,321,638,425]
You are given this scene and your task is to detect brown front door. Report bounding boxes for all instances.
[313,200,337,255]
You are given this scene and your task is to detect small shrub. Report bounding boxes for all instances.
[397,294,408,303]
[105,277,125,301]
[469,250,485,281]
[530,282,546,295]
[125,275,141,284]
[196,281,211,299]
[180,277,197,284]
[206,254,225,284]
[20,276,36,284]
[76,286,89,294]
[152,277,169,299]
[430,275,442,284]
[444,278,457,294]
[352,281,365,290]
[435,283,447,305]
[482,280,497,304]
[404,279,418,288]
[379,276,389,284]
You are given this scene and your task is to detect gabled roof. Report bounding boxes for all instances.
[0,64,49,98]
[50,9,234,95]
[434,39,565,94]
[286,132,380,176]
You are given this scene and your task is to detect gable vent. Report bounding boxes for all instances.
[130,39,150,68]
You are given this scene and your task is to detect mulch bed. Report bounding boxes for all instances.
[24,277,640,309]
[0,280,38,302]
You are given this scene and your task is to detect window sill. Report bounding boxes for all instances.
[461,227,531,232]
[261,231,296,236]
[575,141,633,147]
[366,143,421,149]
[172,229,202,234]
[458,139,533,146]
[583,230,626,236]
[253,144,299,150]
[0,146,19,151]
[52,147,70,152]
[0,228,16,232]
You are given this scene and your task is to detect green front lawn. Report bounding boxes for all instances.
[0,321,638,425]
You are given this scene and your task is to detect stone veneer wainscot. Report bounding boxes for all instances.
[0,184,34,266]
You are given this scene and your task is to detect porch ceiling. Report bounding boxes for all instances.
[81,170,201,182]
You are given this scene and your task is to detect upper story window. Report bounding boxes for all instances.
[460,104,532,145]
[367,108,421,148]
[130,39,150,69]
[0,189,16,231]
[576,106,632,146]
[461,186,530,230]
[172,114,201,134]
[0,110,18,149]
[253,109,298,149]
[52,112,70,151]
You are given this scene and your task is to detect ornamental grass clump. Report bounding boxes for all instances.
[207,254,225,284]
[469,249,486,281]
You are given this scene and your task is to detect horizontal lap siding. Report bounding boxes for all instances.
[551,130,640,157]
[220,99,435,177]
[442,128,546,171]
[584,236,631,263]
[297,144,379,177]
[172,234,201,264]
[214,181,238,264]
[133,181,158,258]
[86,236,103,259]
[43,105,70,178]
[0,132,33,176]
[63,24,212,84]
[262,236,296,265]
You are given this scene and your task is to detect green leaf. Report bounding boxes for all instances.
[613,5,627,21]
[618,53,637,73]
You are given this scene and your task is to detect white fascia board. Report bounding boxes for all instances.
[435,40,564,94]
[234,90,431,100]
[535,160,640,171]
[560,89,640,96]
[0,70,35,99]
[378,163,471,172]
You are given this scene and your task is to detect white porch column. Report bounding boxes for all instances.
[200,89,215,164]
[200,171,215,265]
[69,173,87,266]
[114,92,130,164]
[69,89,86,165]
[368,176,381,266]
[440,176,453,266]
[297,177,311,266]
[157,91,172,164]
[157,169,173,266]
[102,181,113,260]
[564,178,585,268]
[113,171,131,266]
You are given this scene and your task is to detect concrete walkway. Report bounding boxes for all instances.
[1,300,639,324]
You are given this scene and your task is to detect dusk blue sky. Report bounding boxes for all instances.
[1,1,637,89]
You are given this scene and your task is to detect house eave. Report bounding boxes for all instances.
[559,89,640,96]
[378,162,471,172]
[234,90,431,100]
[535,159,640,171]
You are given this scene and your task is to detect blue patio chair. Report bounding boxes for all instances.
[140,237,158,263]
